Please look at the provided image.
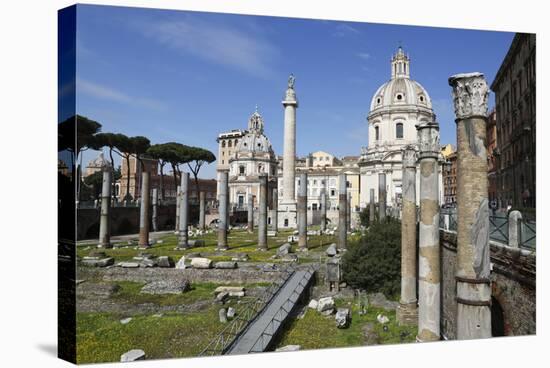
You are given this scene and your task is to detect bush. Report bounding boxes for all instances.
[358,205,378,227]
[342,217,401,297]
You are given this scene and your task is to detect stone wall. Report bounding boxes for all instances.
[440,230,536,339]
[77,204,199,240]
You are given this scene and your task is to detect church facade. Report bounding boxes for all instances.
[358,47,444,209]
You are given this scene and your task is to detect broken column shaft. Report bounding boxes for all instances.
[152,187,158,233]
[199,191,206,230]
[177,172,189,249]
[258,174,268,250]
[217,170,229,250]
[174,186,181,234]
[320,187,327,232]
[338,173,347,249]
[416,121,441,342]
[369,188,375,223]
[247,193,254,233]
[98,166,112,248]
[298,172,308,250]
[449,72,492,339]
[397,145,418,325]
[271,188,278,232]
[378,173,386,221]
[138,169,151,248]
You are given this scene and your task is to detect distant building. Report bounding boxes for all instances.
[84,152,109,178]
[486,109,498,203]
[491,33,536,208]
[441,147,457,205]
[118,155,216,205]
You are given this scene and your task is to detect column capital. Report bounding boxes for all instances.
[402,144,418,168]
[416,121,440,158]
[448,72,489,120]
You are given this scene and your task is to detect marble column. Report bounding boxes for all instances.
[347,192,352,230]
[369,188,375,223]
[258,174,268,250]
[152,187,158,233]
[416,121,441,342]
[378,173,386,221]
[449,73,491,339]
[217,170,229,250]
[177,172,189,249]
[138,170,151,248]
[271,188,278,232]
[279,74,299,228]
[338,173,347,249]
[98,166,112,248]
[174,186,181,234]
[320,188,327,232]
[199,191,206,230]
[247,193,254,233]
[397,145,418,326]
[298,172,308,250]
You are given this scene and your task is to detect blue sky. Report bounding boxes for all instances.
[73,4,514,179]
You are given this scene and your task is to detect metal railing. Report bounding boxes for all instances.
[439,208,536,249]
[199,265,297,356]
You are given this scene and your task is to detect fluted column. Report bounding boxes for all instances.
[217,170,229,250]
[98,166,112,248]
[298,172,308,250]
[258,174,268,250]
[138,170,151,248]
[378,173,386,221]
[338,173,347,249]
[397,145,418,325]
[177,172,189,249]
[416,121,441,342]
[449,72,491,339]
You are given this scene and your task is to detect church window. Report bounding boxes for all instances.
[375,126,380,140]
[396,93,403,101]
[396,123,404,139]
[234,139,238,146]
[239,166,245,176]
[228,140,232,147]
[221,141,226,148]
[419,95,424,102]
[377,97,381,104]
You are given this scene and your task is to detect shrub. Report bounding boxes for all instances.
[358,205,378,227]
[342,217,401,297]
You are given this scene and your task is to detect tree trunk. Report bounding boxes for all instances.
[187,162,202,204]
[125,154,131,204]
[159,162,165,201]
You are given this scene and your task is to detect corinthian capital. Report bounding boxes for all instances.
[448,72,489,120]
[402,144,417,168]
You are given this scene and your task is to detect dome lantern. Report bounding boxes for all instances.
[391,46,410,79]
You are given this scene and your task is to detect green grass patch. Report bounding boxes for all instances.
[276,298,416,350]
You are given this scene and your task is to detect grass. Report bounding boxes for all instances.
[77,229,337,264]
[276,297,417,350]
[76,310,221,363]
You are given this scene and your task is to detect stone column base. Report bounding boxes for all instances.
[396,302,418,326]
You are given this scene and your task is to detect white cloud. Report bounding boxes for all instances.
[333,23,360,37]
[139,17,279,78]
[358,52,370,60]
[77,78,166,111]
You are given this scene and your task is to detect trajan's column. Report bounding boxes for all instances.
[278,74,299,228]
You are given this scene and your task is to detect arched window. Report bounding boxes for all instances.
[228,140,232,147]
[396,123,404,139]
[221,141,226,148]
[375,126,380,141]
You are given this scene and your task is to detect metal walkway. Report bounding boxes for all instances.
[199,266,315,356]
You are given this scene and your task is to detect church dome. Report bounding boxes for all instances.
[235,109,274,155]
[87,152,111,168]
[369,47,432,112]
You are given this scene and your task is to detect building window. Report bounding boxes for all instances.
[377,97,381,104]
[375,126,380,140]
[228,140,232,147]
[239,166,245,176]
[396,123,404,139]
[419,95,424,102]
[396,93,403,101]
[221,141,226,148]
[330,189,336,196]
[312,203,318,210]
